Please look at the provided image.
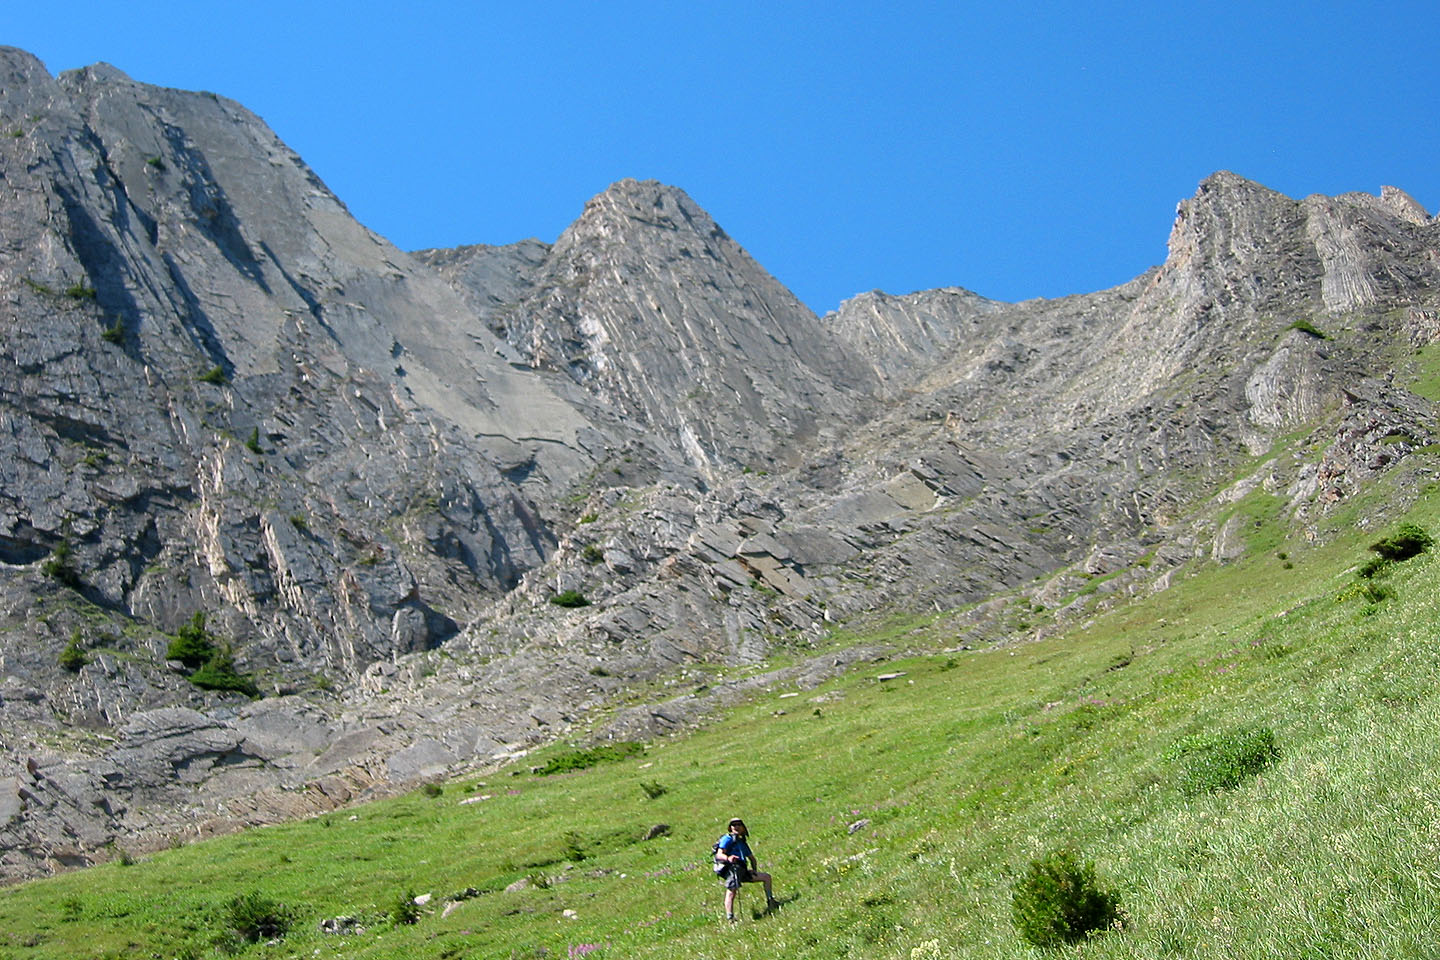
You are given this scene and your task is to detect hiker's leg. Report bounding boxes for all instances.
[724,887,737,918]
[753,870,774,900]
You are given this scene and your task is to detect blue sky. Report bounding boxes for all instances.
[7,2,1440,313]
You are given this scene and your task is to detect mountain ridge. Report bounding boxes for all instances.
[1,46,1438,879]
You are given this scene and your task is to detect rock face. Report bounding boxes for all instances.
[2,47,1439,879]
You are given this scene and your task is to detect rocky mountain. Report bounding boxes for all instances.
[1,46,1438,880]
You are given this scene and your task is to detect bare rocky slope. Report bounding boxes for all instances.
[2,47,1439,879]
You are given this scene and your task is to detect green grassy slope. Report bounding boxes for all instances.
[5,485,1440,959]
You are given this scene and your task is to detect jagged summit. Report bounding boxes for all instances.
[428,176,880,476]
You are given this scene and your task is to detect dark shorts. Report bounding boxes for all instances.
[720,863,752,890]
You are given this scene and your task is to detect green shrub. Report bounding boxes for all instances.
[562,830,587,862]
[42,539,82,589]
[533,741,643,776]
[550,590,590,608]
[188,648,260,698]
[166,612,216,669]
[582,543,604,564]
[244,427,261,454]
[422,782,444,798]
[1164,725,1279,796]
[1357,556,1390,579]
[59,896,83,921]
[58,633,88,673]
[100,320,125,344]
[639,780,667,799]
[1370,523,1433,562]
[1359,582,1394,604]
[223,891,292,943]
[197,365,227,385]
[64,284,96,300]
[1288,318,1328,339]
[389,890,422,925]
[1011,848,1122,948]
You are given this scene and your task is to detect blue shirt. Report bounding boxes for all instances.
[717,834,752,863]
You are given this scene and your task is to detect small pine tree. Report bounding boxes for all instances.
[1370,523,1433,562]
[165,612,215,669]
[1011,848,1122,948]
[58,631,88,673]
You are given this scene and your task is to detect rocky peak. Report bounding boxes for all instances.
[1379,185,1432,225]
[466,178,881,476]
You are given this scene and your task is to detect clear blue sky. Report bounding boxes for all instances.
[8,2,1440,312]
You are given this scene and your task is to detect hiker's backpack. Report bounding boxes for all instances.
[711,842,728,874]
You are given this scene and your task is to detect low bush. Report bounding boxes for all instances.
[58,633,88,673]
[1370,522,1433,562]
[188,648,260,698]
[389,890,421,925]
[197,365,227,385]
[223,891,292,943]
[639,780,667,799]
[1011,848,1122,948]
[1164,725,1279,796]
[550,590,590,608]
[1288,318,1328,339]
[562,830,587,862]
[42,539,82,589]
[533,741,643,776]
[166,612,216,669]
[100,320,125,344]
[1357,556,1390,579]
[582,543,604,564]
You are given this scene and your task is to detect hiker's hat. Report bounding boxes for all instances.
[728,817,746,828]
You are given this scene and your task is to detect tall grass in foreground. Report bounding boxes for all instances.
[4,496,1440,958]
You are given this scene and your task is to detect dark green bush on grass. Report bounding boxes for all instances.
[533,741,643,776]
[1357,556,1390,579]
[1011,848,1122,948]
[389,890,422,925]
[562,830,587,862]
[1370,522,1433,562]
[1164,725,1279,796]
[223,891,292,943]
[550,590,590,608]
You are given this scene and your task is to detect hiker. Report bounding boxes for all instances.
[714,816,778,921]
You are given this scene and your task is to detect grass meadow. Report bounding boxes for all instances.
[4,483,1440,958]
